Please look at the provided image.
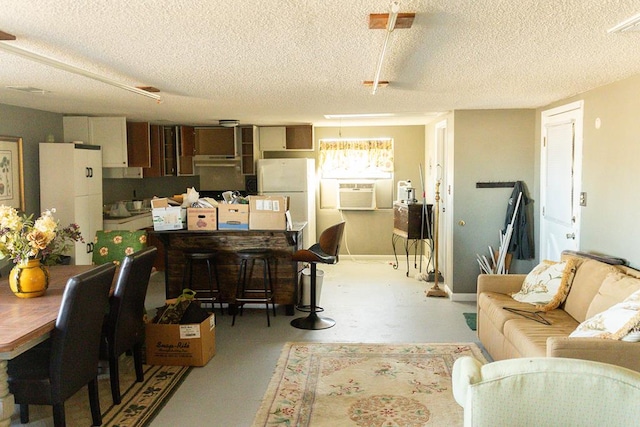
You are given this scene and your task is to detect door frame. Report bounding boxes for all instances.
[540,100,584,260]
[434,119,452,291]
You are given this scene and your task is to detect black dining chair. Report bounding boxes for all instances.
[100,246,157,404]
[8,263,117,427]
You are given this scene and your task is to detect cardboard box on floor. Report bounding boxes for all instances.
[151,198,186,231]
[187,207,217,231]
[249,195,288,230]
[217,204,249,230]
[145,314,216,366]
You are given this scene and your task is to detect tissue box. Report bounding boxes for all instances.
[187,208,217,231]
[249,196,288,230]
[217,204,249,230]
[152,198,186,231]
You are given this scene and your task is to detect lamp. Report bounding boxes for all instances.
[0,38,162,102]
[371,1,400,95]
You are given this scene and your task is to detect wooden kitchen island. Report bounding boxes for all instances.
[151,223,306,315]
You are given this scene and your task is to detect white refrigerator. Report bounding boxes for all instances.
[257,158,316,247]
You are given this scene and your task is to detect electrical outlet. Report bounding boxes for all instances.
[580,192,587,207]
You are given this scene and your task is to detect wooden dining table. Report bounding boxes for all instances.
[0,264,94,427]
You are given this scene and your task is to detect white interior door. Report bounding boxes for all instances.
[540,101,583,261]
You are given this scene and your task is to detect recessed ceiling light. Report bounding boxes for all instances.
[608,12,640,33]
[219,119,239,127]
[6,85,50,94]
[324,113,395,119]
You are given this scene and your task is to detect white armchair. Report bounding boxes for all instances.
[452,356,640,427]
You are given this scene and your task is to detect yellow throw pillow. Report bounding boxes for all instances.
[511,259,578,311]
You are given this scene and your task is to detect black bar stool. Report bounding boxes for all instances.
[182,249,224,315]
[232,248,276,326]
[290,222,345,330]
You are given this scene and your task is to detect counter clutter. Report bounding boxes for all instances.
[151,188,291,232]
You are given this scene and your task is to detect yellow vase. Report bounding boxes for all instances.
[9,259,50,298]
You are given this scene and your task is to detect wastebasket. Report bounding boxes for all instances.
[300,267,324,306]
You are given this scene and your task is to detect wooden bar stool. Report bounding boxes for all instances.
[232,248,276,326]
[182,249,224,315]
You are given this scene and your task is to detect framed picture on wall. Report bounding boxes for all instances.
[0,136,25,212]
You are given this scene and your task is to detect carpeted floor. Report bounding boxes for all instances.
[10,355,190,427]
[252,342,486,427]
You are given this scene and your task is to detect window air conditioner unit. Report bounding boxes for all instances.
[338,181,376,210]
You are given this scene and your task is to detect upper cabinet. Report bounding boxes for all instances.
[89,117,128,167]
[178,125,195,175]
[258,125,313,151]
[126,121,151,168]
[63,116,128,167]
[241,126,258,175]
[195,127,237,157]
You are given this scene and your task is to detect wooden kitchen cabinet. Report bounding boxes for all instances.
[179,125,195,175]
[258,125,313,151]
[126,121,151,168]
[163,126,178,176]
[286,125,314,150]
[195,127,236,156]
[240,126,258,175]
[144,124,165,177]
[40,143,103,265]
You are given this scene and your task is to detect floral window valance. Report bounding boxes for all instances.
[318,138,394,178]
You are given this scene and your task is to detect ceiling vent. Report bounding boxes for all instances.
[219,120,239,128]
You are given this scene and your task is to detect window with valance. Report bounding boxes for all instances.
[318,138,394,179]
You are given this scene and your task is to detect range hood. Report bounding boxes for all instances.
[193,154,240,167]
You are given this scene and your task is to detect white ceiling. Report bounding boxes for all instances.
[1,0,640,127]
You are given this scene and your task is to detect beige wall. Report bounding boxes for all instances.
[313,126,425,255]
[536,74,640,268]
[443,110,536,294]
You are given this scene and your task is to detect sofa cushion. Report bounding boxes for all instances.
[512,259,577,311]
[563,260,620,322]
[586,272,640,318]
[503,311,580,357]
[570,289,640,340]
[478,292,536,333]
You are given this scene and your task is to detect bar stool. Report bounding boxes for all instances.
[182,249,224,315]
[232,248,276,326]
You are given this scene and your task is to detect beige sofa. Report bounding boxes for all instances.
[477,251,640,372]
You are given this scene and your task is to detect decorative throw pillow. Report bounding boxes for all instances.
[511,259,578,311]
[585,271,640,319]
[92,230,147,266]
[570,289,640,340]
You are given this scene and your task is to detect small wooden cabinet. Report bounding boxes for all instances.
[195,127,236,156]
[126,121,151,168]
[144,124,165,177]
[240,126,258,175]
[393,202,433,240]
[179,126,195,175]
[259,125,314,151]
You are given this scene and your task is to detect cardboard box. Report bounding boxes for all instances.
[145,314,216,366]
[249,196,288,230]
[217,204,249,230]
[151,198,186,231]
[187,207,217,231]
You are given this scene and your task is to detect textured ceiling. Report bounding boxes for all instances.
[1,0,640,127]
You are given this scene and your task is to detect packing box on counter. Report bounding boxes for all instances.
[145,314,216,366]
[151,198,186,231]
[249,195,288,230]
[187,207,217,231]
[217,204,249,230]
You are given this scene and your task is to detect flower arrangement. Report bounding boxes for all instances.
[0,206,84,266]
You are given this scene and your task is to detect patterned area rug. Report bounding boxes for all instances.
[253,342,486,427]
[11,355,190,427]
